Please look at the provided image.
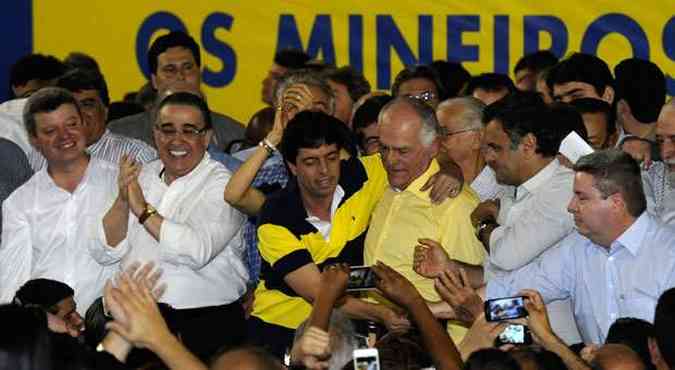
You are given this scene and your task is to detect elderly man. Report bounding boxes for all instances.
[364,97,486,341]
[97,92,248,359]
[488,149,675,344]
[28,68,157,170]
[436,97,507,201]
[0,88,119,314]
[644,99,675,224]
[108,31,244,151]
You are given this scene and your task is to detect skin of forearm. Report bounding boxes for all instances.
[539,331,591,370]
[340,297,389,323]
[406,298,462,370]
[148,330,208,370]
[102,197,130,247]
[308,290,340,331]
[141,213,163,241]
[454,261,486,289]
[223,146,269,205]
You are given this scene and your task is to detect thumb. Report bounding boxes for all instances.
[419,173,437,191]
[105,321,131,339]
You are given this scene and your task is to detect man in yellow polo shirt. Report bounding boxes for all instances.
[364,96,486,341]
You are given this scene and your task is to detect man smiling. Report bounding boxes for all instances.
[97,92,248,360]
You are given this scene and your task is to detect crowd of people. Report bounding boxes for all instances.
[0,28,673,370]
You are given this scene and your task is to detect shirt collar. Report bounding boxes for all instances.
[87,129,110,154]
[398,159,439,200]
[612,212,651,256]
[305,185,345,223]
[159,152,211,185]
[517,158,559,201]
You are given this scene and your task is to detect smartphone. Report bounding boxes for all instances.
[484,296,528,321]
[347,266,377,292]
[494,324,533,346]
[353,348,380,370]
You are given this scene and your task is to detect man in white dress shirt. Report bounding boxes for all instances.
[98,92,248,360]
[644,99,675,224]
[0,87,119,315]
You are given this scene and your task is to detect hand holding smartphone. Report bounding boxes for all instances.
[484,296,528,322]
[353,348,380,370]
[346,266,377,292]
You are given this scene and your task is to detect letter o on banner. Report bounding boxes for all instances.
[581,13,650,59]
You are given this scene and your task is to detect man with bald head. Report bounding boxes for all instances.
[108,31,244,151]
[644,99,675,224]
[436,97,507,201]
[364,96,485,341]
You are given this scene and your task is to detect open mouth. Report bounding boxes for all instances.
[169,150,188,157]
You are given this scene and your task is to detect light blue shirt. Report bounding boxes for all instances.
[487,212,675,344]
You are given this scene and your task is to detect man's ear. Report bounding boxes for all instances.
[649,337,663,367]
[150,74,158,90]
[520,133,538,157]
[287,161,298,176]
[602,86,615,104]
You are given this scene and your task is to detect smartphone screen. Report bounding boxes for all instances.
[495,324,532,346]
[347,266,377,292]
[484,296,527,321]
[353,349,380,370]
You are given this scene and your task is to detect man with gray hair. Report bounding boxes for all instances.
[0,87,119,314]
[364,96,486,341]
[644,98,675,224]
[436,97,507,201]
[488,149,675,344]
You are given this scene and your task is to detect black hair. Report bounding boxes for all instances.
[431,60,472,98]
[324,66,371,103]
[548,102,589,144]
[63,52,101,75]
[546,52,613,97]
[0,305,53,370]
[654,288,675,369]
[614,58,666,123]
[56,68,110,106]
[280,111,354,164]
[511,346,567,370]
[273,49,311,69]
[106,102,145,122]
[148,31,201,75]
[514,50,559,74]
[155,91,212,130]
[352,94,393,153]
[606,317,656,370]
[211,346,285,370]
[464,348,521,370]
[482,91,560,157]
[10,54,66,91]
[570,98,616,136]
[465,73,516,95]
[23,87,81,137]
[13,279,74,313]
[391,65,447,100]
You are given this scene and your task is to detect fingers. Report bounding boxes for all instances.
[417,238,442,249]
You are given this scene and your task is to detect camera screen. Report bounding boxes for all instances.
[486,296,527,321]
[347,267,377,291]
[499,324,525,344]
[355,356,379,370]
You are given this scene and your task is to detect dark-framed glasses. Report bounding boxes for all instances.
[406,90,436,103]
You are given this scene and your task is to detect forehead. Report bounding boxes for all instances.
[307,84,330,102]
[72,89,101,101]
[297,143,339,159]
[379,106,423,145]
[158,104,205,125]
[436,104,467,129]
[399,78,437,94]
[35,103,80,125]
[582,112,608,128]
[657,106,675,134]
[553,81,599,96]
[157,46,196,65]
[54,296,77,314]
[484,120,509,142]
[573,171,597,192]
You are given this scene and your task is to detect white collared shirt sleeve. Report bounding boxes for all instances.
[158,171,245,270]
[0,196,32,303]
[489,192,574,270]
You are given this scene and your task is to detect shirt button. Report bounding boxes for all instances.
[620,294,625,300]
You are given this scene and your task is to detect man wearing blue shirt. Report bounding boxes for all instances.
[488,149,675,344]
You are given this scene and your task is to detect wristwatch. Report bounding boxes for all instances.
[138,203,158,224]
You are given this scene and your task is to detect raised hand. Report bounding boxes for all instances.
[413,238,452,278]
[434,268,483,326]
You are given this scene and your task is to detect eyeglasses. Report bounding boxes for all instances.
[154,124,208,140]
[440,127,479,137]
[405,91,436,103]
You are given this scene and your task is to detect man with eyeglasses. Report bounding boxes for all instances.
[97,92,248,360]
[436,96,507,201]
